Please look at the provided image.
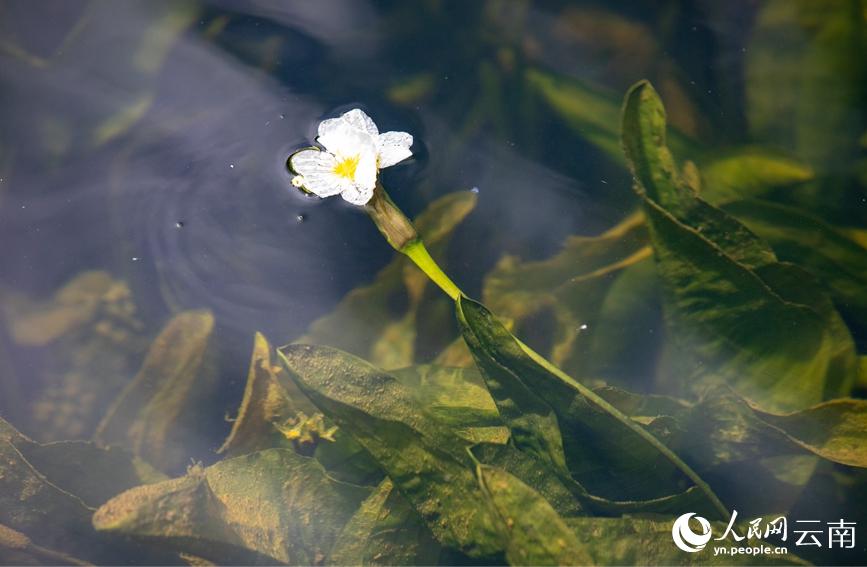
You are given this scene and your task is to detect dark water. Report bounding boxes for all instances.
[1,1,866,564]
[1,0,624,426]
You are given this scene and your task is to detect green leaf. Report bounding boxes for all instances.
[456,296,727,518]
[94,310,218,473]
[755,398,867,468]
[723,199,867,342]
[298,191,477,370]
[329,478,440,566]
[746,0,867,172]
[455,301,568,476]
[471,443,586,518]
[278,344,507,557]
[390,364,509,444]
[621,80,857,412]
[93,448,370,564]
[477,465,593,566]
[525,67,695,164]
[698,147,814,204]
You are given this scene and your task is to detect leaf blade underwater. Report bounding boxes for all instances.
[621,80,857,412]
[456,296,728,519]
[329,477,440,566]
[277,344,507,558]
[93,448,370,565]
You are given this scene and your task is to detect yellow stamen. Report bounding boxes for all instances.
[333,155,360,179]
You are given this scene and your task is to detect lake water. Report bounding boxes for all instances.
[1,1,865,565]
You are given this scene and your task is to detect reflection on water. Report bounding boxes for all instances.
[0,0,866,564]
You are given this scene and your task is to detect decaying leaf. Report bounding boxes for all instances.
[218,331,313,458]
[93,448,370,565]
[0,523,91,566]
[0,418,95,557]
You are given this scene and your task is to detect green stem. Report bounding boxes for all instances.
[401,240,462,300]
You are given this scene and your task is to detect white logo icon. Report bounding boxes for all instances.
[672,513,713,553]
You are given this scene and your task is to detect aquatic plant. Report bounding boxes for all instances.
[2,2,866,562]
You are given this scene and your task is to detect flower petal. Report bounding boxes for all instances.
[289,149,345,197]
[353,150,378,192]
[340,183,375,206]
[318,121,376,158]
[340,108,379,137]
[376,131,413,168]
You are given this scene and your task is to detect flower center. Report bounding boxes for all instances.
[333,155,360,179]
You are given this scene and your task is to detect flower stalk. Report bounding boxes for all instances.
[365,183,462,300]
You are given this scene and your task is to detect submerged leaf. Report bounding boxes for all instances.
[218,332,311,458]
[526,67,695,164]
[478,465,593,566]
[329,478,440,566]
[698,147,814,204]
[723,199,867,344]
[278,344,507,557]
[0,417,159,564]
[93,448,369,564]
[94,310,217,473]
[457,296,727,518]
[0,418,95,556]
[390,364,508,444]
[621,80,857,412]
[14,440,165,508]
[755,398,867,468]
[0,523,90,566]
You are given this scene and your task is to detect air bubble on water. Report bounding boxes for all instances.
[470,187,480,194]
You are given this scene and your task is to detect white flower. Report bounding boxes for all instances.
[289,109,413,206]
